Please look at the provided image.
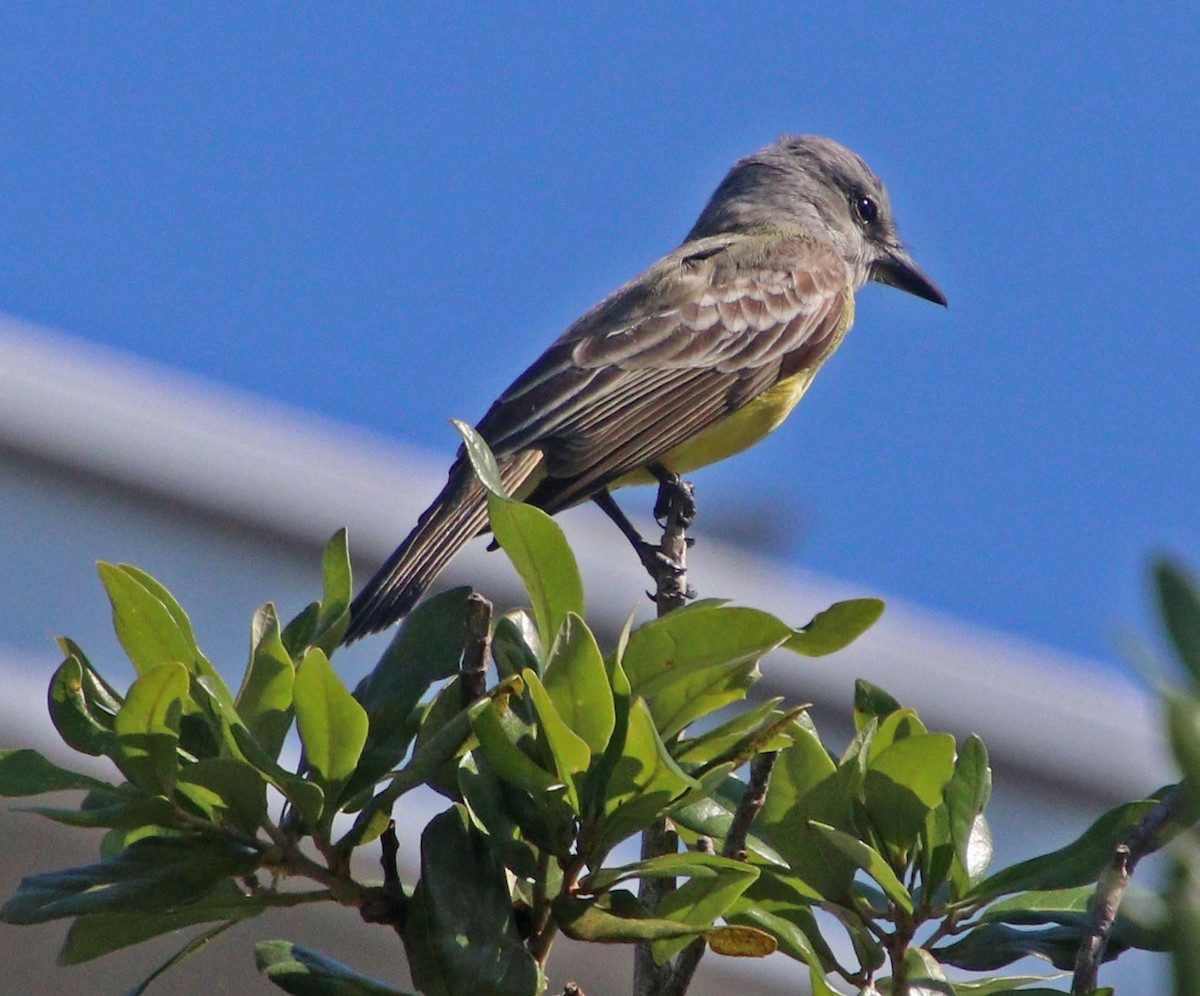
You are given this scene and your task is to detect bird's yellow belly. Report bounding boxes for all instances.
[611,367,818,487]
[611,292,855,488]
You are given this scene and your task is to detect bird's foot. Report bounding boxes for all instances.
[652,472,697,528]
[635,542,697,601]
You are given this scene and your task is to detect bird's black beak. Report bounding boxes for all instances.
[873,246,947,307]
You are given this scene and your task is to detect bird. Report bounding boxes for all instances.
[343,134,946,642]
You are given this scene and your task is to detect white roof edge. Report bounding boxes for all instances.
[0,314,1169,801]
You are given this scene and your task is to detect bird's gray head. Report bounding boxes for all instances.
[687,134,946,306]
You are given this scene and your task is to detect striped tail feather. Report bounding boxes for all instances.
[342,448,544,642]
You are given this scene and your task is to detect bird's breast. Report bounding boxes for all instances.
[612,293,856,487]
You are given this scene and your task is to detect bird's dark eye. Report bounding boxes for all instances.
[854,195,878,224]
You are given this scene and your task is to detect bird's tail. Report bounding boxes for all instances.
[342,449,543,643]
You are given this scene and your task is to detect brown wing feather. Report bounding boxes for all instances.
[477,233,850,510]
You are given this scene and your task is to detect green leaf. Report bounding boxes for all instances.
[953,990,1074,996]
[943,734,993,887]
[584,850,757,893]
[965,799,1159,904]
[886,947,952,992]
[116,564,199,646]
[596,698,700,856]
[756,715,857,902]
[281,601,321,659]
[649,858,760,962]
[0,749,110,796]
[97,564,208,678]
[457,753,542,879]
[671,760,740,821]
[580,854,758,969]
[404,805,539,996]
[808,822,913,913]
[977,886,1168,954]
[1166,692,1200,792]
[674,697,787,765]
[488,493,584,651]
[235,603,296,760]
[313,529,352,653]
[257,939,416,995]
[470,693,558,798]
[542,613,615,757]
[726,904,845,996]
[785,598,885,656]
[1167,855,1200,996]
[553,890,712,944]
[320,528,353,624]
[569,891,774,958]
[197,686,324,829]
[621,605,791,699]
[950,977,1068,995]
[983,885,1093,917]
[969,801,1156,907]
[853,679,903,732]
[343,587,471,802]
[451,418,510,499]
[175,757,268,835]
[580,646,633,821]
[866,708,928,759]
[390,675,484,803]
[960,814,996,894]
[491,611,542,679]
[24,785,176,830]
[828,900,887,975]
[55,637,124,703]
[862,733,957,852]
[522,668,590,812]
[113,661,190,794]
[293,648,369,811]
[671,776,787,867]
[1156,559,1200,685]
[339,689,509,854]
[932,921,1089,972]
[113,566,240,715]
[649,659,760,742]
[62,880,267,963]
[0,835,259,924]
[676,706,807,777]
[48,650,121,757]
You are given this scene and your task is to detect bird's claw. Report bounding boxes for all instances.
[636,541,687,579]
[653,473,697,528]
[644,584,697,605]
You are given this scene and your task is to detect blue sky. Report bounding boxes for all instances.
[2,5,1198,673]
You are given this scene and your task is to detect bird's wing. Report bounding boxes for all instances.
[473,234,851,509]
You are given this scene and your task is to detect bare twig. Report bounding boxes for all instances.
[663,752,780,996]
[1072,784,1191,993]
[722,752,778,861]
[359,820,406,934]
[461,592,493,704]
[634,821,680,995]
[633,472,695,996]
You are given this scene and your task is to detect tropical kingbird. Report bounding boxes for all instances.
[344,135,945,642]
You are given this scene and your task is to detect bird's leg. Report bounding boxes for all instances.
[592,489,685,581]
[646,465,697,612]
[649,464,697,529]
